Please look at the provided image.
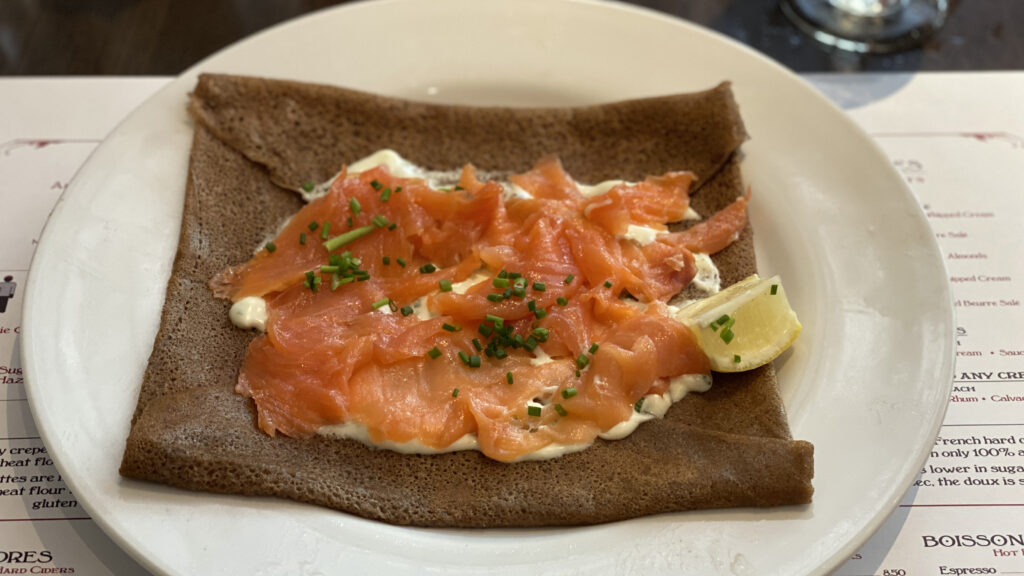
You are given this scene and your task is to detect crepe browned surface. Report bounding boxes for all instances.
[121,73,813,527]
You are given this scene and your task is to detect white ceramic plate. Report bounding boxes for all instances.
[22,1,954,575]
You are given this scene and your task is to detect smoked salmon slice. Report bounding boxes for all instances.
[213,157,747,462]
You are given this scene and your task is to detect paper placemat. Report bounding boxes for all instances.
[1,73,1022,575]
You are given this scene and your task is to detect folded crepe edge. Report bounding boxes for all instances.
[123,385,813,527]
[186,72,748,191]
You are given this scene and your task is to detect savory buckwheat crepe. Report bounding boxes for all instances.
[120,73,813,527]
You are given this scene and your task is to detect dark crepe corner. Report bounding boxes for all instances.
[120,73,813,527]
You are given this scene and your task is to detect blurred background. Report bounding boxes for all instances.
[1,0,1021,75]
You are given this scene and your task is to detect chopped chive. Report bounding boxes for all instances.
[589,343,599,354]
[506,372,514,385]
[301,181,314,192]
[603,280,613,288]
[329,254,342,266]
[439,279,453,292]
[561,387,578,399]
[485,314,504,329]
[493,277,510,289]
[509,272,523,280]
[320,221,331,240]
[308,221,319,231]
[532,282,546,292]
[575,369,581,377]
[534,308,547,319]
[771,284,779,295]
[388,222,397,231]
[397,257,407,267]
[400,305,413,317]
[734,354,742,363]
[370,179,383,191]
[512,286,526,298]
[531,327,550,341]
[299,232,307,245]
[524,337,539,351]
[498,270,508,279]
[371,214,390,228]
[458,350,470,365]
[527,405,542,417]
[454,185,464,191]
[346,216,354,228]
[265,242,277,253]
[419,263,437,274]
[634,397,645,412]
[304,271,321,293]
[331,275,352,291]
[527,300,537,311]
[349,197,362,216]
[442,322,461,332]
[469,354,481,368]
[323,225,376,251]
[556,297,568,306]
[576,354,590,370]
[371,298,390,310]
[427,347,442,359]
[472,338,483,351]
[320,265,340,274]
[494,347,508,359]
[721,328,735,344]
[486,293,504,302]
[452,388,459,398]
[380,187,392,202]
[553,404,568,417]
[395,186,403,193]
[564,274,575,284]
[716,314,731,325]
[383,256,391,265]
[478,324,494,337]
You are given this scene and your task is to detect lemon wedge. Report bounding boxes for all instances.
[675,274,801,372]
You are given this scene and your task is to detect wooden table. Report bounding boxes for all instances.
[2,0,1020,75]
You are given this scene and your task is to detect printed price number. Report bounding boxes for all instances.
[882,570,906,576]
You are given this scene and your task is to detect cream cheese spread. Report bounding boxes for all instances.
[317,373,712,461]
[229,296,268,332]
[691,253,721,294]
